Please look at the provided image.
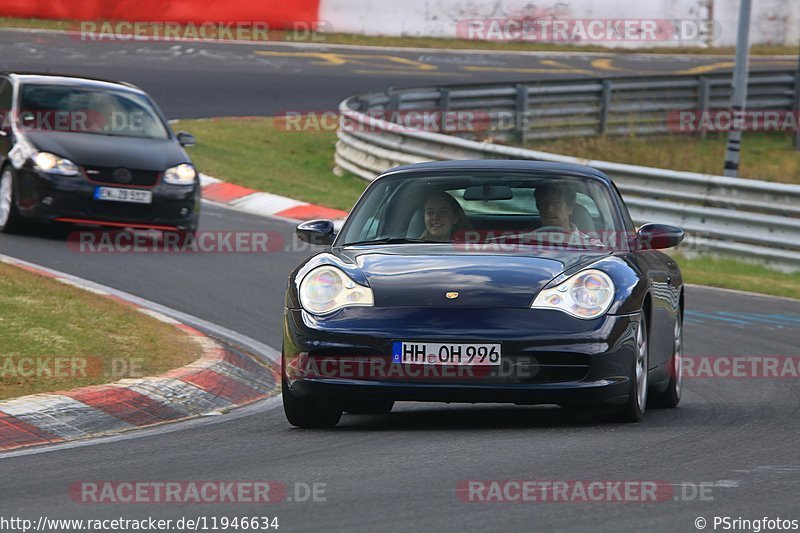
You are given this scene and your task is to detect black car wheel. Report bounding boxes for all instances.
[344,400,395,415]
[611,311,649,423]
[0,167,24,233]
[282,378,342,428]
[650,312,683,408]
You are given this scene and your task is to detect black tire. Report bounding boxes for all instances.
[609,311,649,423]
[344,400,394,415]
[649,311,683,409]
[282,378,342,428]
[0,167,25,234]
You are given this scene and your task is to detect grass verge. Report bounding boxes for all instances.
[674,254,800,301]
[173,117,367,211]
[527,132,800,184]
[0,17,796,55]
[0,262,202,400]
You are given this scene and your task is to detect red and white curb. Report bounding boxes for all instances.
[0,255,280,452]
[200,173,349,225]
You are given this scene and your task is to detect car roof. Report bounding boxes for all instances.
[380,160,610,182]
[1,72,143,93]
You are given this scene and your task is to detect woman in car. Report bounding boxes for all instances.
[418,191,469,241]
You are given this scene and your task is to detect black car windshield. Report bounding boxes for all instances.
[337,173,627,251]
[18,84,170,140]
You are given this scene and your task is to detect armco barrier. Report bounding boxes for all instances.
[0,0,319,27]
[335,70,800,270]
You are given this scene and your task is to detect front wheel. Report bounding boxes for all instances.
[610,311,649,423]
[0,167,25,233]
[282,378,342,428]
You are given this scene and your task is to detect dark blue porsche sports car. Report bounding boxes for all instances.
[282,160,685,427]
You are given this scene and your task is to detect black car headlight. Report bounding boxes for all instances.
[163,163,197,185]
[299,266,374,315]
[532,269,615,319]
[33,152,80,176]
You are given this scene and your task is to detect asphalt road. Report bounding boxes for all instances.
[1,28,799,533]
[0,28,796,117]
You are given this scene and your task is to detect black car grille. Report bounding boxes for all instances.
[89,201,155,219]
[303,350,592,384]
[83,166,160,187]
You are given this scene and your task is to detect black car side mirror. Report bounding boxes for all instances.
[637,223,685,250]
[297,219,336,245]
[176,131,196,147]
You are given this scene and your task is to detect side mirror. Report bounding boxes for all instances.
[296,219,335,245]
[637,223,685,250]
[176,131,196,147]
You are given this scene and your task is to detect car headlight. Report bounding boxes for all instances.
[163,163,197,185]
[33,152,80,176]
[532,269,615,319]
[299,266,374,315]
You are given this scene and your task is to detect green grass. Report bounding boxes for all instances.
[0,262,201,400]
[0,17,796,55]
[528,132,800,184]
[174,117,367,211]
[674,254,800,300]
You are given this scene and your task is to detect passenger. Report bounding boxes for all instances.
[418,191,468,242]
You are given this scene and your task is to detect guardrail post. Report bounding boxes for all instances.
[438,88,451,134]
[598,80,613,135]
[697,77,711,140]
[793,62,799,150]
[515,84,528,144]
[388,92,400,113]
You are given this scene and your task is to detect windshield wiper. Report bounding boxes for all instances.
[342,237,431,246]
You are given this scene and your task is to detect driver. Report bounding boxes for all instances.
[533,184,603,247]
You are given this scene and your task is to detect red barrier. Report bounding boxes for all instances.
[1,0,320,28]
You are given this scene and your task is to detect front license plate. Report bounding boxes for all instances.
[94,187,152,204]
[392,341,501,366]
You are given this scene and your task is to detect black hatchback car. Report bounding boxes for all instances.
[0,73,199,233]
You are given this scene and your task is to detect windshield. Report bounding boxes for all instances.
[18,84,170,139]
[338,172,627,251]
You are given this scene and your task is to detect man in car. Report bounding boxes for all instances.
[533,183,604,248]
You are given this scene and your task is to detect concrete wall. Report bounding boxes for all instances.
[319,0,800,48]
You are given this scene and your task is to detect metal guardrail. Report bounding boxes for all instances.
[335,68,800,270]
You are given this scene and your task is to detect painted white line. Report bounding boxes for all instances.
[230,191,307,214]
[199,173,222,186]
